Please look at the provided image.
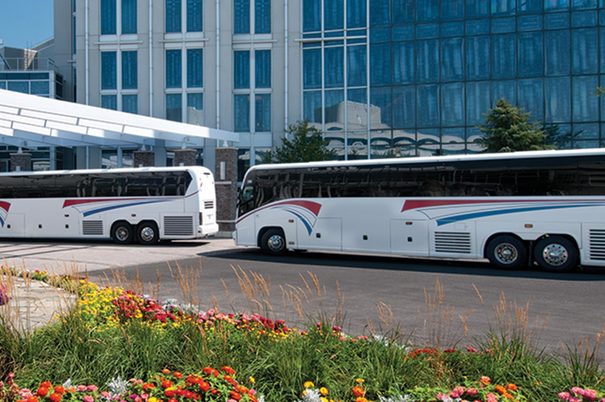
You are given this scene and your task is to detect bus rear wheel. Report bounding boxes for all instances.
[260,228,287,255]
[485,235,527,270]
[112,222,134,244]
[534,236,578,272]
[137,221,159,245]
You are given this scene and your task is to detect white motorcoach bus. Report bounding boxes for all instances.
[0,166,218,244]
[235,149,605,272]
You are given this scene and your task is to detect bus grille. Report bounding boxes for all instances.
[204,201,214,209]
[82,221,103,236]
[434,232,471,254]
[164,216,194,236]
[589,229,605,260]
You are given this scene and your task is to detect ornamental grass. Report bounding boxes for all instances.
[0,273,604,401]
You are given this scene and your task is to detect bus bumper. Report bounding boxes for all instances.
[197,223,219,238]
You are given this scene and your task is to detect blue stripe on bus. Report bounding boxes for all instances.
[82,200,167,217]
[286,209,313,235]
[436,204,599,226]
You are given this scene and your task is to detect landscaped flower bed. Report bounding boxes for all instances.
[1,272,604,401]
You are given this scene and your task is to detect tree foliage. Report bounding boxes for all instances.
[479,99,552,153]
[264,121,336,163]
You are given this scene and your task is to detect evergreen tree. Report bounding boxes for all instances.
[264,121,336,163]
[479,99,551,153]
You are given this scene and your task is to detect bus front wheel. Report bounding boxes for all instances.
[260,228,287,255]
[137,221,159,245]
[534,236,578,272]
[112,222,134,244]
[485,235,527,270]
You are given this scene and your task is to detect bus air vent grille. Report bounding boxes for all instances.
[589,229,605,260]
[82,221,103,236]
[434,232,471,254]
[164,216,194,236]
[204,201,214,209]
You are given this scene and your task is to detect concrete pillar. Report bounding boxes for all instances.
[174,148,198,166]
[133,151,155,167]
[154,141,167,166]
[214,147,238,234]
[10,152,31,172]
[75,146,102,169]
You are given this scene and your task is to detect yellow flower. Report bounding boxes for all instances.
[320,398,328,402]
[148,398,158,402]
[355,378,365,384]
[249,376,256,384]
[320,387,329,396]
[304,381,315,389]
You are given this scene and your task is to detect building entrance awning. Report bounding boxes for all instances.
[0,89,238,149]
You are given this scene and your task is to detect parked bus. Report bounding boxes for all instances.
[235,148,605,272]
[0,166,218,244]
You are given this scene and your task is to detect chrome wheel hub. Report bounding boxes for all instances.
[116,227,129,242]
[542,243,568,266]
[494,243,518,265]
[140,227,155,242]
[267,234,285,252]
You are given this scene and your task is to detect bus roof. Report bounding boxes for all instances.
[248,148,605,173]
[0,165,212,177]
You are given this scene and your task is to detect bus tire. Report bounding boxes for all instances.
[485,235,527,270]
[534,236,578,273]
[137,221,159,245]
[260,228,287,255]
[111,221,134,244]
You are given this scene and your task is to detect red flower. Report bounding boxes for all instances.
[49,393,62,402]
[199,381,210,392]
[229,390,242,401]
[222,366,236,375]
[53,386,64,394]
[36,387,50,397]
[352,386,366,397]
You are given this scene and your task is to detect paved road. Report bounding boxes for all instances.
[85,245,605,364]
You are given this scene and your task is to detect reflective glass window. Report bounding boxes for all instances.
[492,0,516,15]
[370,1,390,26]
[573,0,597,8]
[466,81,491,125]
[303,48,321,89]
[347,0,366,28]
[370,87,391,126]
[545,12,570,29]
[30,81,49,94]
[101,0,116,34]
[123,94,138,114]
[234,95,250,131]
[545,30,570,75]
[255,0,271,33]
[492,80,517,104]
[347,45,367,86]
[442,83,464,126]
[303,0,321,32]
[546,77,571,122]
[122,51,137,89]
[392,86,415,127]
[101,51,117,90]
[325,46,344,88]
[416,40,439,83]
[325,0,344,30]
[166,49,182,88]
[466,0,490,16]
[441,38,463,81]
[166,0,182,33]
[325,89,344,123]
[393,0,414,24]
[187,93,204,124]
[303,91,322,122]
[417,0,439,21]
[417,84,439,127]
[255,50,271,88]
[573,75,599,121]
[466,36,490,80]
[519,32,544,77]
[572,29,598,74]
[122,0,137,34]
[492,34,516,78]
[255,94,271,131]
[518,78,544,120]
[187,49,203,88]
[572,10,597,26]
[492,17,516,33]
[7,82,28,93]
[187,0,203,32]
[166,94,182,121]
[519,0,543,13]
[348,88,366,104]
[234,51,250,89]
[101,95,117,110]
[234,0,250,33]
[545,0,569,9]
[441,0,464,20]
[0,82,5,90]
[393,42,414,84]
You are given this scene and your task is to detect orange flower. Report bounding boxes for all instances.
[495,385,507,395]
[36,387,50,397]
[229,390,242,401]
[162,368,171,375]
[506,383,518,391]
[352,386,366,397]
[49,393,62,402]
[480,376,491,385]
[53,386,64,394]
[222,366,236,375]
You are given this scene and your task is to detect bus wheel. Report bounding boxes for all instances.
[534,236,578,272]
[112,222,134,244]
[485,235,527,270]
[260,228,287,255]
[137,221,159,245]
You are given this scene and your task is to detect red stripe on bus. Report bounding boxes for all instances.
[401,198,605,212]
[62,198,144,208]
[0,201,10,212]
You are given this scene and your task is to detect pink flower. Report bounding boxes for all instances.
[571,387,583,396]
[87,385,98,392]
[581,388,598,401]
[83,396,94,402]
[559,391,571,400]
[486,392,498,402]
[466,387,478,397]
[466,345,479,353]
[450,386,465,398]
[78,385,88,392]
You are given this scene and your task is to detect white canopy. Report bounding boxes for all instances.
[0,89,238,149]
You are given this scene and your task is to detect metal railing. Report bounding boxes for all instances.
[0,57,57,71]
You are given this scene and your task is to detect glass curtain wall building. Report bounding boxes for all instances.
[303,0,605,158]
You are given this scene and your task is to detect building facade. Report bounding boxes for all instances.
[57,0,605,175]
